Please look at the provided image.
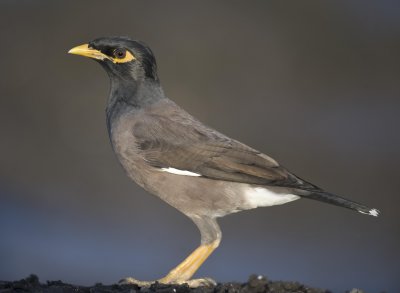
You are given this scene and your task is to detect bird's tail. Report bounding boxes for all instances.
[300,191,380,217]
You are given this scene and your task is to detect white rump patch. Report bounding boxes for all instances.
[161,167,201,177]
[358,208,380,217]
[244,186,300,208]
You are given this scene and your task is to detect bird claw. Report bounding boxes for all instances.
[180,278,217,287]
[118,277,153,287]
[118,277,216,288]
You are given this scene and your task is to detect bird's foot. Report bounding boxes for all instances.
[179,278,216,287]
[158,276,216,288]
[119,277,153,287]
[119,277,216,288]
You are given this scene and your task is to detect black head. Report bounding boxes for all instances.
[69,36,158,82]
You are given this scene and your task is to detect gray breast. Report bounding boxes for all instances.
[109,109,151,189]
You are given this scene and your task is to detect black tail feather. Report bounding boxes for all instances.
[300,191,380,217]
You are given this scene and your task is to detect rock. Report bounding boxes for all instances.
[0,275,365,293]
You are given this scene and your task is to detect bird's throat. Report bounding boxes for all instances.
[105,79,165,135]
[108,78,164,108]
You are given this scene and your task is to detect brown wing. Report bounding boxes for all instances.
[133,102,320,190]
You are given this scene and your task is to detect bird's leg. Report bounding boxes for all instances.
[158,216,221,286]
[158,239,219,285]
[120,217,221,287]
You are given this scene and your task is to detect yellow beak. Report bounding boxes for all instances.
[68,44,111,61]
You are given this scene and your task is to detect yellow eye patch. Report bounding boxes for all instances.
[68,43,135,64]
[112,49,136,63]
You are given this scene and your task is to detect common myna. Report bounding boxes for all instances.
[68,37,379,287]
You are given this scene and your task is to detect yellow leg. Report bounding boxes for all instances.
[158,240,219,283]
[120,218,221,287]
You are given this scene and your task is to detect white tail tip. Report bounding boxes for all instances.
[359,208,380,217]
[369,208,380,217]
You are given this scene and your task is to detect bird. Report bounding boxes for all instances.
[68,36,379,287]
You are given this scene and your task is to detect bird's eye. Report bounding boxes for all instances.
[110,48,135,63]
[114,48,126,59]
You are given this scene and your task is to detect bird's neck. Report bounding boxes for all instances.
[107,78,164,109]
[105,78,165,132]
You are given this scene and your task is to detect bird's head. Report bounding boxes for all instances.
[68,36,158,82]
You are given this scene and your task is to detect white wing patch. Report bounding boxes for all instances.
[244,186,300,208]
[161,167,201,177]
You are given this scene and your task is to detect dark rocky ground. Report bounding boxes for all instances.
[0,274,370,293]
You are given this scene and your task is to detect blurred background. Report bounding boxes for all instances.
[0,1,399,292]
